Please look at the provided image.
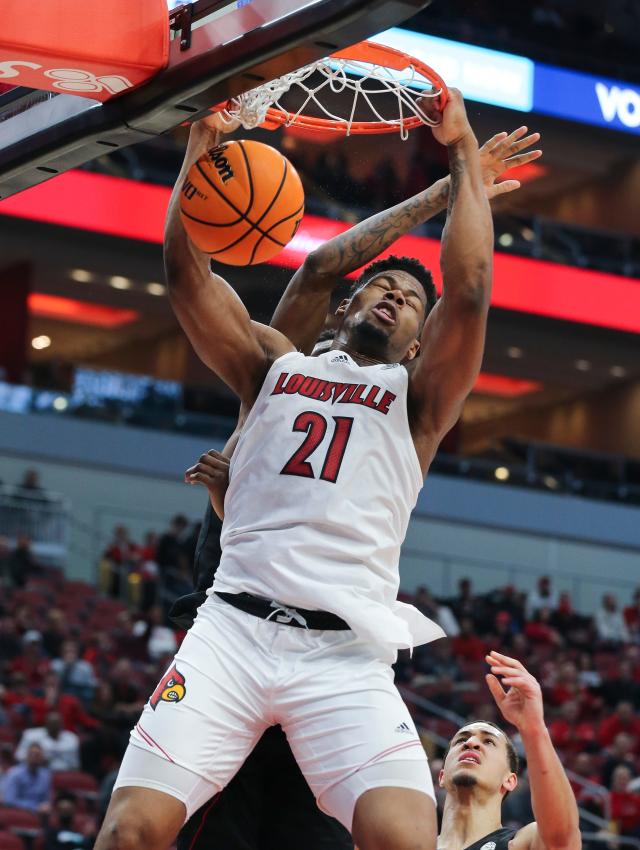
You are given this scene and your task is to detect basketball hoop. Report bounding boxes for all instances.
[213,41,447,140]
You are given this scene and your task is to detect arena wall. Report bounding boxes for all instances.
[0,410,638,609]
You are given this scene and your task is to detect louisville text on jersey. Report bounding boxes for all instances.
[271,372,397,416]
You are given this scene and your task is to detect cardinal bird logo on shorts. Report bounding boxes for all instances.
[149,666,186,711]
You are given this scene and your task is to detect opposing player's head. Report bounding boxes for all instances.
[311,328,336,356]
[334,256,437,363]
[440,721,518,801]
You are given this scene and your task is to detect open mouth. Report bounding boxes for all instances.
[371,303,396,325]
[458,753,481,765]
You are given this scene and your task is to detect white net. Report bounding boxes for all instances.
[218,52,443,139]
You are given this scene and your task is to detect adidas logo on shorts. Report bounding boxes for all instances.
[394,721,413,735]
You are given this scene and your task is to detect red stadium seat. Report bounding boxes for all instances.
[0,808,41,834]
[0,728,17,745]
[0,831,25,850]
[52,771,98,797]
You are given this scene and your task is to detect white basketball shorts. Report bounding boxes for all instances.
[114,594,434,829]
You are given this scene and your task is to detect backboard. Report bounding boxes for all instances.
[0,0,431,199]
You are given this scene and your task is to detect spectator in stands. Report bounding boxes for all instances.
[449,578,488,630]
[414,639,462,684]
[6,535,40,588]
[44,791,97,850]
[484,584,524,630]
[15,710,80,772]
[51,639,97,703]
[156,514,189,574]
[1,742,51,812]
[595,594,631,645]
[0,613,22,664]
[492,610,518,651]
[136,605,177,662]
[9,631,50,687]
[102,525,139,598]
[14,469,49,501]
[601,732,638,788]
[39,671,98,734]
[624,589,640,639]
[525,575,559,620]
[610,764,640,837]
[524,608,563,647]
[452,617,488,662]
[41,609,69,660]
[569,752,604,811]
[600,702,640,751]
[548,700,597,754]
[601,660,640,709]
[414,587,460,636]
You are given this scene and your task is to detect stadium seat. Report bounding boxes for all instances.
[0,809,41,838]
[52,771,99,797]
[0,831,25,850]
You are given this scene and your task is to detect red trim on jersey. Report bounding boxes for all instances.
[361,739,424,769]
[136,723,175,763]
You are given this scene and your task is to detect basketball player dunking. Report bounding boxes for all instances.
[438,652,580,850]
[95,90,542,850]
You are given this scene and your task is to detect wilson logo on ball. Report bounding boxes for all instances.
[181,178,207,202]
[207,144,235,184]
[180,139,305,265]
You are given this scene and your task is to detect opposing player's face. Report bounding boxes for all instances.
[338,271,427,361]
[440,725,517,797]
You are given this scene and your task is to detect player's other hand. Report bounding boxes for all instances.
[185,450,230,520]
[485,650,545,735]
[427,87,474,147]
[479,126,542,199]
[201,106,242,134]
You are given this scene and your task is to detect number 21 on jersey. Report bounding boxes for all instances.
[281,411,353,483]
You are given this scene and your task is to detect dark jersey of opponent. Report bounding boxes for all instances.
[439,827,518,850]
[169,501,353,850]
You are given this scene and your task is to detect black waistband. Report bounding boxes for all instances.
[215,592,351,631]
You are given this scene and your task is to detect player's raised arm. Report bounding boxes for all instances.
[272,123,540,354]
[408,88,494,461]
[486,651,581,850]
[164,120,293,403]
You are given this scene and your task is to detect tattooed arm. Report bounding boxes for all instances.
[271,179,450,352]
[272,126,540,354]
[408,88,494,471]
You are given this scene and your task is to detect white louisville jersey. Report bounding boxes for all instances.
[211,349,445,652]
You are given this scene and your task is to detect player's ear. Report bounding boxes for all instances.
[502,773,518,795]
[335,298,350,318]
[404,338,421,361]
[438,768,445,788]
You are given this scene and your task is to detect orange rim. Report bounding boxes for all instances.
[213,40,448,136]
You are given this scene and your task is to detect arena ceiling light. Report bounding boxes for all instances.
[70,268,94,283]
[146,282,166,296]
[31,335,51,350]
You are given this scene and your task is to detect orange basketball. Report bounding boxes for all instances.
[179,140,305,266]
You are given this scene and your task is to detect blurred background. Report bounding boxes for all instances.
[0,0,639,847]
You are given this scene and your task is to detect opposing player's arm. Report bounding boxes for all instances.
[165,121,293,402]
[486,652,581,850]
[408,89,493,462]
[271,125,540,353]
[185,407,247,520]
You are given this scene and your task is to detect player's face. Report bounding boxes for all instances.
[338,271,427,361]
[440,724,517,797]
